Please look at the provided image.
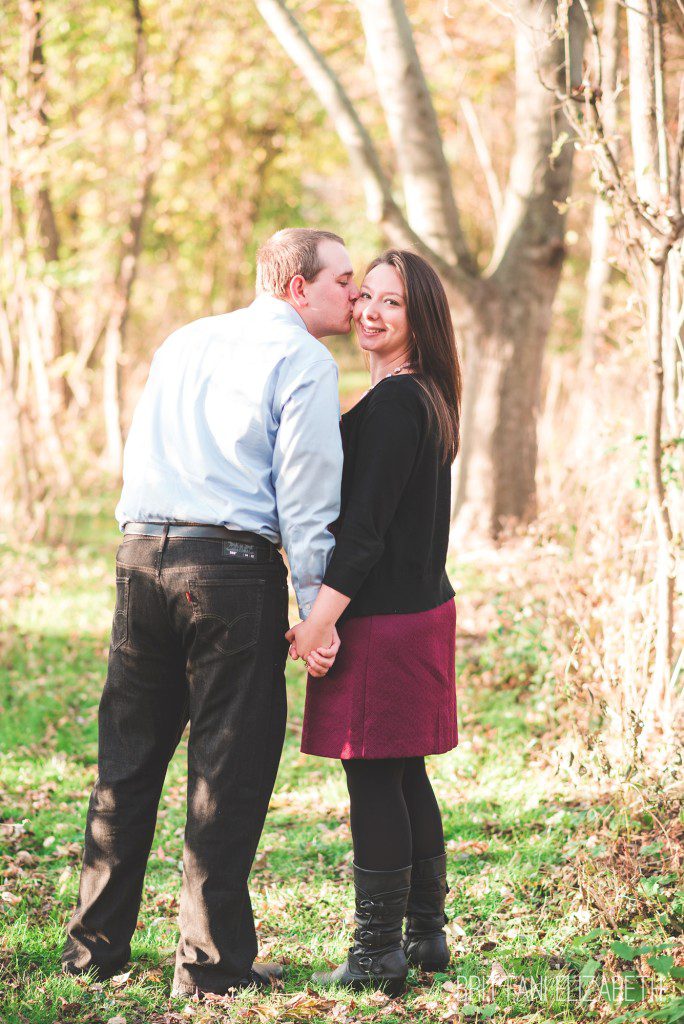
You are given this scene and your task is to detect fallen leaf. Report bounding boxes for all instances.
[447,839,489,855]
[366,991,390,1006]
[488,960,508,987]
[110,971,131,989]
[140,968,163,983]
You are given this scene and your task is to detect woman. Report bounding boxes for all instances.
[287,249,461,996]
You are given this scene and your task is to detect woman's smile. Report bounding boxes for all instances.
[358,321,386,338]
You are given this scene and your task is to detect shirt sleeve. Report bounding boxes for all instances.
[272,358,343,618]
[323,390,423,599]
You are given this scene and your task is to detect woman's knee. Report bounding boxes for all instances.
[343,757,405,800]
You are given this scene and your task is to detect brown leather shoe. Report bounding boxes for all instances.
[252,960,284,985]
[171,960,284,998]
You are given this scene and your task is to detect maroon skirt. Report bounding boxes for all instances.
[301,598,458,759]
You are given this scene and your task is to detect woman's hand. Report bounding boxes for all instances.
[305,629,341,677]
[285,586,350,677]
[285,619,340,671]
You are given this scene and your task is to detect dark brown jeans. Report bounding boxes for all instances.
[63,531,289,994]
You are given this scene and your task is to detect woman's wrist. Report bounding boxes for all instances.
[306,606,337,630]
[306,584,350,630]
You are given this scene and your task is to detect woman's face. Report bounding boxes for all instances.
[353,264,410,358]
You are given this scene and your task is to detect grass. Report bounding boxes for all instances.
[0,514,682,1024]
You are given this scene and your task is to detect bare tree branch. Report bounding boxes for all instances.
[651,0,669,197]
[670,74,684,220]
[487,0,585,279]
[581,0,622,363]
[577,0,603,91]
[459,95,503,225]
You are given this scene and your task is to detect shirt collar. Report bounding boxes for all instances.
[250,293,308,333]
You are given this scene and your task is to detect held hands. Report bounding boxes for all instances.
[285,619,341,678]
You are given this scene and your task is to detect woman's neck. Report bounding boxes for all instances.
[369,350,413,386]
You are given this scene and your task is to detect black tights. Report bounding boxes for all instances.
[342,757,445,871]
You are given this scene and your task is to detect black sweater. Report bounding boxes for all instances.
[323,374,454,620]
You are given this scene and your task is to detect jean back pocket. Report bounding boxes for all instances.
[188,577,265,657]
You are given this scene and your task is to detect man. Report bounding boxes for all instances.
[63,229,359,997]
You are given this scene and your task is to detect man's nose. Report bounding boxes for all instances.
[349,282,360,302]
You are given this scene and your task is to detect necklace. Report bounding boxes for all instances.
[364,361,414,396]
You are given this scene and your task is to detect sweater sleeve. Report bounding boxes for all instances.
[323,389,423,599]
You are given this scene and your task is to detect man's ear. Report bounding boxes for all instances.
[287,274,308,308]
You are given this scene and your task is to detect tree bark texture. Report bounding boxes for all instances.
[626,0,661,208]
[581,0,621,364]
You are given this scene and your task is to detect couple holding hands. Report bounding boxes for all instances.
[62,228,461,998]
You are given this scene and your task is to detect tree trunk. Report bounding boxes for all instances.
[664,244,683,434]
[580,0,621,364]
[20,0,69,410]
[623,0,676,726]
[453,267,566,535]
[640,257,675,724]
[455,0,586,535]
[582,201,613,363]
[102,300,125,475]
[626,0,661,209]
[3,0,73,501]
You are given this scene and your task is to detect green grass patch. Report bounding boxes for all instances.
[1,519,681,1023]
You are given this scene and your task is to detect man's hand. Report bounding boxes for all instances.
[285,620,340,676]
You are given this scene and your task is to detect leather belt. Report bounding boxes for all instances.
[123,522,277,556]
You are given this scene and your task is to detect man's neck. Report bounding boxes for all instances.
[261,293,311,334]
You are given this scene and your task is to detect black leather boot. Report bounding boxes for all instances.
[312,863,411,996]
[403,854,450,971]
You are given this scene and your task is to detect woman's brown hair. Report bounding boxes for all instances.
[365,249,462,463]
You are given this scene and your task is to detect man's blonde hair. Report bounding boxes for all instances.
[256,228,345,298]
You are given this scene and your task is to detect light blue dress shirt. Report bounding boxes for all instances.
[115,294,343,617]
